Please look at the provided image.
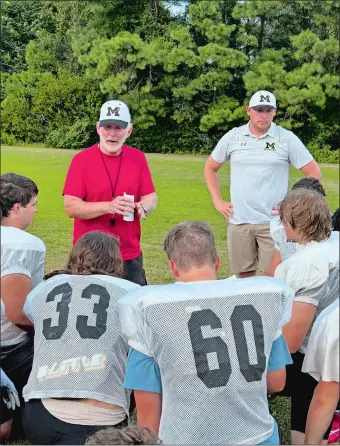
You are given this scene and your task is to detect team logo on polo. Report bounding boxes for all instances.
[107,106,120,117]
[265,142,275,151]
[260,95,271,103]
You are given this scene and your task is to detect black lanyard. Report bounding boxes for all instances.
[98,144,123,226]
[98,143,123,198]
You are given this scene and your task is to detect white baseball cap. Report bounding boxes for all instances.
[249,90,277,109]
[99,100,131,128]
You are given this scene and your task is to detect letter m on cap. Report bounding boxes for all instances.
[107,106,120,117]
[260,95,270,103]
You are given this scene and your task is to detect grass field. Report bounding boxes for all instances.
[1,145,339,444]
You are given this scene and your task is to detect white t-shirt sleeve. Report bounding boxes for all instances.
[211,130,234,164]
[275,261,329,307]
[1,241,46,281]
[302,304,339,382]
[287,132,314,169]
[117,289,154,357]
[270,217,282,251]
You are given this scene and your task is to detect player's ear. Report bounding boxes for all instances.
[168,259,179,278]
[12,203,21,213]
[215,255,221,272]
[96,121,100,135]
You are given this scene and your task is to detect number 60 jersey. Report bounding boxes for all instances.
[22,274,139,411]
[118,276,294,445]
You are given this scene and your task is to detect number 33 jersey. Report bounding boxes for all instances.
[23,274,139,412]
[117,276,294,444]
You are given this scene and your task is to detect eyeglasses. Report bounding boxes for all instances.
[110,216,115,227]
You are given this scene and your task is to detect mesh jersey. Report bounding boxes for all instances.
[1,226,46,346]
[302,300,339,382]
[275,238,339,353]
[118,276,294,444]
[23,274,139,413]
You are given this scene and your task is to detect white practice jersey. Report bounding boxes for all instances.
[23,274,139,413]
[118,276,294,444]
[302,300,339,382]
[270,217,339,262]
[1,226,46,346]
[275,239,339,353]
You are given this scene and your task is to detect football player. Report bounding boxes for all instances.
[118,221,294,444]
[21,231,139,445]
[0,173,46,441]
[302,300,339,445]
[264,177,338,276]
[274,189,339,444]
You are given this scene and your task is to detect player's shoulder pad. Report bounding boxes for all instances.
[1,227,45,253]
[118,277,294,308]
[92,275,141,292]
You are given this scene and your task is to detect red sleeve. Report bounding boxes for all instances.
[62,154,86,199]
[139,154,156,197]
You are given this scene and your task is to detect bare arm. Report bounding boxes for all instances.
[261,249,282,277]
[283,302,317,353]
[64,195,134,220]
[1,275,34,327]
[134,390,162,435]
[300,160,322,180]
[204,156,233,220]
[267,368,286,393]
[304,380,339,445]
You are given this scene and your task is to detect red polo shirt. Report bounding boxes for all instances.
[62,144,155,260]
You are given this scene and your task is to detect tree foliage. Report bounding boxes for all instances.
[1,0,339,160]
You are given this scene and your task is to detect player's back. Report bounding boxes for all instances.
[23,274,139,413]
[118,276,294,444]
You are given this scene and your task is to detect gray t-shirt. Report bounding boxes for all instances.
[211,123,313,225]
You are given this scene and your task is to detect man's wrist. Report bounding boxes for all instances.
[140,203,147,215]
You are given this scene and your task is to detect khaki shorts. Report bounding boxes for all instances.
[227,223,275,275]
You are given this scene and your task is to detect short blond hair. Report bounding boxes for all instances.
[163,221,218,271]
[279,189,331,242]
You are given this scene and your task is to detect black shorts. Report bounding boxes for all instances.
[22,399,128,445]
[277,351,334,439]
[0,336,33,425]
[124,253,147,286]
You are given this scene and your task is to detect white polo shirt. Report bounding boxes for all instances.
[1,226,46,346]
[211,123,313,225]
[302,300,339,382]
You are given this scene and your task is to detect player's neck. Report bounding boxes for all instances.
[1,217,25,230]
[177,267,217,283]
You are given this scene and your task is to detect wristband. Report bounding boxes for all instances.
[140,203,147,215]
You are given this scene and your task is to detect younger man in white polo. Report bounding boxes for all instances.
[204,90,321,277]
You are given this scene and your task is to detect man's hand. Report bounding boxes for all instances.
[214,200,234,221]
[108,196,135,216]
[135,202,147,220]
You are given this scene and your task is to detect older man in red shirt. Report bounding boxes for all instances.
[63,100,157,285]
